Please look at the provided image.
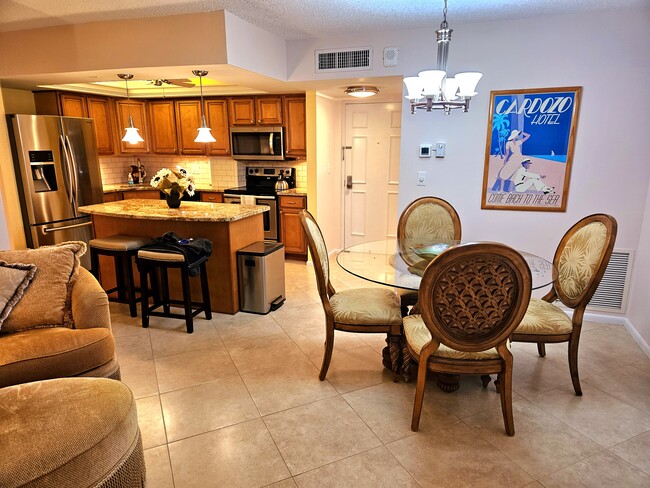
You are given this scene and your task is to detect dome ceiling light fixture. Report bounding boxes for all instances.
[344,86,380,98]
[403,0,482,114]
[193,70,216,144]
[117,73,144,144]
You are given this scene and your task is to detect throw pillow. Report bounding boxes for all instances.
[0,241,86,332]
[0,261,37,329]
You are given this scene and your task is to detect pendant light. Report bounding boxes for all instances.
[117,74,144,144]
[193,70,216,143]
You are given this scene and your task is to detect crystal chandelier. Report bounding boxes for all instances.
[403,0,482,114]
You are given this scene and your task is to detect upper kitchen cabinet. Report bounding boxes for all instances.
[204,99,230,156]
[86,96,117,156]
[175,99,207,155]
[283,97,306,158]
[34,91,87,117]
[115,99,150,154]
[228,96,283,126]
[149,100,178,154]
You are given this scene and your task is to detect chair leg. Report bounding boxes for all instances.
[114,255,126,301]
[411,354,429,432]
[181,267,194,334]
[199,262,212,320]
[537,342,546,357]
[481,375,492,388]
[139,266,150,329]
[90,249,100,281]
[124,253,138,318]
[319,325,335,381]
[498,356,515,436]
[160,268,170,315]
[568,335,582,396]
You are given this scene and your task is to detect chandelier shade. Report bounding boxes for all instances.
[404,0,482,114]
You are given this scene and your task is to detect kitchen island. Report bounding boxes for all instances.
[79,199,268,314]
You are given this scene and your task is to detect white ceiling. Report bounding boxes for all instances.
[0,0,645,40]
[1,0,645,100]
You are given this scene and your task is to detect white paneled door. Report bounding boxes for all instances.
[343,102,401,248]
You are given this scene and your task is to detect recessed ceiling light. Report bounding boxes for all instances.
[345,86,380,98]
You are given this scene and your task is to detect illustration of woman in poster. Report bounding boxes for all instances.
[491,129,531,192]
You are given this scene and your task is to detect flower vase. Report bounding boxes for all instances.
[164,191,182,208]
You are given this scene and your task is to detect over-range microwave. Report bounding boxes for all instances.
[230,126,284,160]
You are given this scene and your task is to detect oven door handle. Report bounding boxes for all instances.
[254,196,276,201]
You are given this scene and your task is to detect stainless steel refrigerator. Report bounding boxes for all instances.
[8,114,104,268]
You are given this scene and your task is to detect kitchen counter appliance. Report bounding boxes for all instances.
[8,114,103,268]
[224,166,296,241]
[231,126,285,160]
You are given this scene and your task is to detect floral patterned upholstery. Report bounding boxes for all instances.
[305,218,329,284]
[557,221,607,301]
[330,288,402,326]
[403,314,504,359]
[516,298,573,335]
[404,203,457,244]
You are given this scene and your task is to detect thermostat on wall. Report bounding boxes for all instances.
[419,144,433,158]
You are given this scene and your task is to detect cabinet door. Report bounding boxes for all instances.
[122,190,160,200]
[103,192,122,202]
[200,191,223,203]
[115,100,150,154]
[279,195,307,257]
[59,93,88,117]
[205,100,230,156]
[149,100,178,154]
[283,97,306,158]
[228,98,255,125]
[175,100,206,155]
[256,97,283,125]
[86,96,116,156]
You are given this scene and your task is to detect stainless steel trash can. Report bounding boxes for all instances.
[237,242,286,314]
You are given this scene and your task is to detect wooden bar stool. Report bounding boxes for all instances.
[89,234,152,317]
[137,250,212,333]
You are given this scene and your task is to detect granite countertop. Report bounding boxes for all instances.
[79,199,268,222]
[277,188,308,196]
[103,184,225,193]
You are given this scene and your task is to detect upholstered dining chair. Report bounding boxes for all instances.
[403,243,532,436]
[512,213,617,396]
[397,196,462,316]
[299,210,403,380]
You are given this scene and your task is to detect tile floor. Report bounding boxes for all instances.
[112,260,650,487]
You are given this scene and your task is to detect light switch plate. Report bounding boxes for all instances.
[417,171,427,186]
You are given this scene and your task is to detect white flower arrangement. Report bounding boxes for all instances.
[150,166,195,197]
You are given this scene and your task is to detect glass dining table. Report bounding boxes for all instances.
[336,239,556,386]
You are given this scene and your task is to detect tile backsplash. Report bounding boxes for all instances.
[99,155,307,190]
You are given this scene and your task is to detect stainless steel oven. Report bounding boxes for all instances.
[223,194,278,241]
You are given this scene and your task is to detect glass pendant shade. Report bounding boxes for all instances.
[455,72,483,97]
[403,77,425,101]
[418,70,446,97]
[195,115,216,143]
[122,115,144,144]
[443,77,459,100]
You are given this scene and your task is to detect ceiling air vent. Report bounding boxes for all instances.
[587,249,634,313]
[315,47,373,73]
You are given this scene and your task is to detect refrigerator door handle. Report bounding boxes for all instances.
[43,221,92,233]
[59,135,74,206]
[64,135,79,207]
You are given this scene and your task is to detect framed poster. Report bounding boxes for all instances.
[481,86,582,211]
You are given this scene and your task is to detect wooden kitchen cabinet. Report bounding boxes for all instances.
[205,99,230,156]
[86,96,117,156]
[283,97,306,158]
[122,190,160,200]
[103,192,122,202]
[59,93,88,117]
[228,96,283,126]
[175,99,206,155]
[115,100,150,154]
[200,191,224,203]
[149,100,178,154]
[34,91,87,117]
[279,195,307,261]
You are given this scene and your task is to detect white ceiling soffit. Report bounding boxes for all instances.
[0,0,647,40]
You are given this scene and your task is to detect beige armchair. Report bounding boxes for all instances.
[0,267,119,388]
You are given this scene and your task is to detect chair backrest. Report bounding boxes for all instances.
[553,214,617,309]
[418,242,532,353]
[299,209,332,299]
[397,197,462,266]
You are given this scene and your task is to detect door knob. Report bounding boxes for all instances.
[346,175,353,189]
